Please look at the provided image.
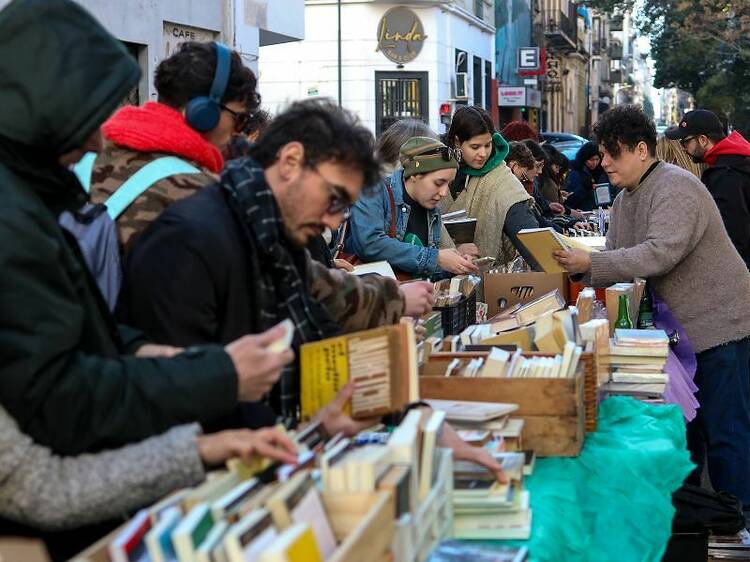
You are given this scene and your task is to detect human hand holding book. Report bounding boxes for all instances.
[553,248,592,275]
[314,382,381,438]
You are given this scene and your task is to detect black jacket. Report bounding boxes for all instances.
[0,0,237,455]
[702,154,750,270]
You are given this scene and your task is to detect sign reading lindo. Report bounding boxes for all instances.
[376,6,427,64]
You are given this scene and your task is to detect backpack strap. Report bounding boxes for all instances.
[73,152,98,193]
[105,156,201,219]
[384,177,398,238]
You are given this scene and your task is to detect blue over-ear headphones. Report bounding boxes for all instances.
[184,42,231,132]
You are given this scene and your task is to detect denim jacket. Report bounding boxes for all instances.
[347,168,442,275]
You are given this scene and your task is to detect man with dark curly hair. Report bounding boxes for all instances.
[554,104,750,521]
[88,41,261,255]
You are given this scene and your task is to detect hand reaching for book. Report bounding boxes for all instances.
[196,427,298,467]
[438,420,508,484]
[225,325,295,401]
[400,281,435,317]
[315,382,380,438]
[438,249,479,275]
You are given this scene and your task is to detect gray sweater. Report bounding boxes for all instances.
[588,161,750,353]
[0,406,205,530]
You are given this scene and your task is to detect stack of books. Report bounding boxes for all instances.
[452,451,532,540]
[599,329,670,401]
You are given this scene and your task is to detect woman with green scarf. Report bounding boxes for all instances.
[442,106,541,268]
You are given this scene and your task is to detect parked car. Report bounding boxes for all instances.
[540,132,588,160]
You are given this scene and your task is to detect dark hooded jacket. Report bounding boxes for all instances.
[701,130,750,269]
[0,0,237,456]
[564,141,610,211]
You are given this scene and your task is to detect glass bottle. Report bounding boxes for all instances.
[615,294,633,329]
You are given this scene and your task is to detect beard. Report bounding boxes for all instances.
[689,153,704,164]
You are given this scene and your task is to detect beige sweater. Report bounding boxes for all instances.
[443,164,532,265]
[588,161,750,353]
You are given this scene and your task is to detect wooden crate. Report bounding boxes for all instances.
[420,353,595,456]
[73,479,394,562]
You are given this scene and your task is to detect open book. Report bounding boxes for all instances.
[516,228,599,274]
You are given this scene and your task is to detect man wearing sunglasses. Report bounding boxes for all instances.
[666,109,750,270]
[88,41,259,255]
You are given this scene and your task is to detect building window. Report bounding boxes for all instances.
[474,0,484,20]
[473,56,482,107]
[121,41,146,105]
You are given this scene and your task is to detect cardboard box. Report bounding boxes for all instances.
[482,272,569,317]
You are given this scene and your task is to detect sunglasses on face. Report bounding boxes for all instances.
[679,135,697,147]
[416,146,463,163]
[221,105,250,133]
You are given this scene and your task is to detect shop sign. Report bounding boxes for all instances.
[163,22,219,59]
[376,6,427,64]
[526,88,542,108]
[498,87,527,107]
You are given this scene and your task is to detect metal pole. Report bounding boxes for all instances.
[337,0,342,107]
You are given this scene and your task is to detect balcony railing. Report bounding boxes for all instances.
[542,8,577,52]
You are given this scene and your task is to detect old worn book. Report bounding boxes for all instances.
[195,520,228,562]
[258,524,322,562]
[516,228,599,274]
[377,464,412,518]
[300,323,417,420]
[614,329,669,347]
[444,216,478,245]
[419,411,446,500]
[480,325,534,351]
[425,399,518,422]
[607,339,669,358]
[224,510,278,562]
[212,478,275,524]
[575,287,596,325]
[172,503,214,562]
[145,507,180,562]
[109,509,151,562]
[611,371,668,384]
[514,289,567,326]
[388,409,423,511]
[183,472,240,513]
[265,472,337,558]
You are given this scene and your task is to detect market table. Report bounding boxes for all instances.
[455,397,694,562]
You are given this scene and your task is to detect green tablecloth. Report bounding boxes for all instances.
[468,397,694,562]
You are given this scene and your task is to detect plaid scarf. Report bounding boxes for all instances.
[221,158,340,424]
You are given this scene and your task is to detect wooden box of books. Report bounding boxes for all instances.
[420,352,591,457]
[482,272,569,317]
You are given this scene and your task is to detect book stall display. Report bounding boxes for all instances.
[61,257,702,562]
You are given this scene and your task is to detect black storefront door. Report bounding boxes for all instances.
[375,71,429,135]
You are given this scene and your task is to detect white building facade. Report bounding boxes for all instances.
[65,0,304,105]
[259,0,496,135]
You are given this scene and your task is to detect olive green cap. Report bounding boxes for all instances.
[399,136,459,179]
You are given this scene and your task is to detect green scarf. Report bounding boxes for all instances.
[460,132,510,177]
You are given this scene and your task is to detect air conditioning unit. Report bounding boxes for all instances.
[455,72,469,99]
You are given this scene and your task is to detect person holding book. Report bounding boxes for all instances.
[442,106,541,268]
[564,141,611,211]
[119,100,505,482]
[554,104,750,523]
[347,136,479,278]
[0,0,298,460]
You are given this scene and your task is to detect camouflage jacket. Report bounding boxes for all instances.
[88,142,218,255]
[308,258,405,332]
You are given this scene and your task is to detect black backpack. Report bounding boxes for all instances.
[672,484,745,535]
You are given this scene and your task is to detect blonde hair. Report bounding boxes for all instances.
[656,136,705,178]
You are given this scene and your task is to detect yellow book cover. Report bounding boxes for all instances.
[300,324,416,420]
[259,524,322,562]
[517,228,599,274]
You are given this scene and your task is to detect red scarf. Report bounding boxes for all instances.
[102,102,224,173]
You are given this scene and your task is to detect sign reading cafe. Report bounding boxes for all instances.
[376,6,427,64]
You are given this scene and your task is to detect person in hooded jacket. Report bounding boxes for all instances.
[666,109,750,270]
[564,141,611,211]
[0,0,300,460]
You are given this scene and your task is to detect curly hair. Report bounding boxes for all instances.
[249,98,381,189]
[505,141,536,169]
[501,120,540,142]
[593,104,657,158]
[155,41,260,113]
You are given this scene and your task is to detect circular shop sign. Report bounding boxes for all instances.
[376,6,427,64]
